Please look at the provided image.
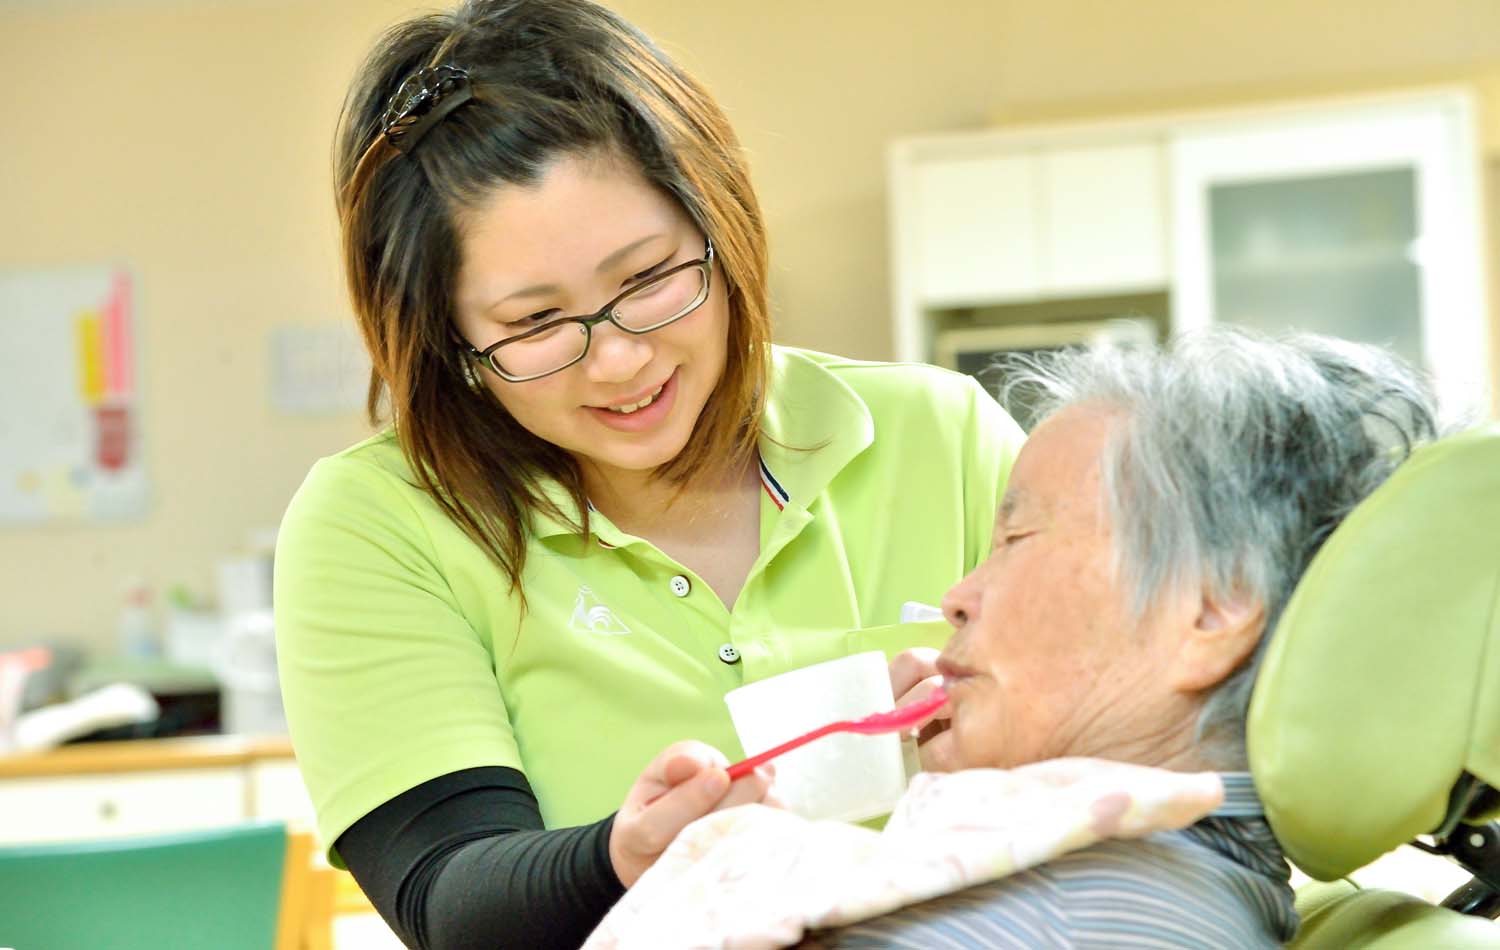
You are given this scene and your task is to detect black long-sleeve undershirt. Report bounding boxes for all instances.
[336,767,626,950]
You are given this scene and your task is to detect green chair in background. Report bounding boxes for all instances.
[1250,424,1500,947]
[0,820,304,950]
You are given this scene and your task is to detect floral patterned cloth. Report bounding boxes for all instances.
[584,759,1225,950]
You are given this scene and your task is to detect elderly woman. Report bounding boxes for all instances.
[804,328,1441,948]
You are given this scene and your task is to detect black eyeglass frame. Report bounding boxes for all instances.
[467,239,716,383]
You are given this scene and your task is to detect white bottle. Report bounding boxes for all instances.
[118,579,159,659]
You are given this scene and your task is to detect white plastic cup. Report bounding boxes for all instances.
[724,651,907,823]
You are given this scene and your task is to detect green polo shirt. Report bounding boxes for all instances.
[274,346,1023,859]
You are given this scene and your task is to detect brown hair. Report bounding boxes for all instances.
[335,0,771,592]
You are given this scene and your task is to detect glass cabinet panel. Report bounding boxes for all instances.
[1208,167,1423,366]
[1170,93,1491,413]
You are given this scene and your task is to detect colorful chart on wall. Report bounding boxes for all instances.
[0,267,148,523]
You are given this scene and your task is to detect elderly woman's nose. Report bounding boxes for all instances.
[941,570,981,628]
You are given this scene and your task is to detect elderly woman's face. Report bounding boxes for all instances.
[937,404,1193,770]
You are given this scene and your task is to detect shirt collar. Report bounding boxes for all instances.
[529,346,874,540]
[1211,771,1267,818]
[529,475,591,541]
[756,346,875,508]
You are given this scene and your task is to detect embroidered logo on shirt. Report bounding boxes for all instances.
[569,585,631,636]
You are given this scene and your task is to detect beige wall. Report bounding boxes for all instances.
[0,1,405,652]
[3,0,1499,653]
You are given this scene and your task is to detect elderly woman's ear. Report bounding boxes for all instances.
[1167,593,1266,694]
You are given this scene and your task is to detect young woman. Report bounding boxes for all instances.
[274,1,1023,946]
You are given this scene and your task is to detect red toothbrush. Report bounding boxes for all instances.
[725,685,949,780]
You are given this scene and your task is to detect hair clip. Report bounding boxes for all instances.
[380,64,474,155]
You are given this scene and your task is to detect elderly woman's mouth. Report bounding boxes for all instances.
[936,658,977,684]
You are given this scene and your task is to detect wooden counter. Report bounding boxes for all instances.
[0,734,295,779]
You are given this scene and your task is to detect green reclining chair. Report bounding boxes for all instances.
[1249,423,1500,947]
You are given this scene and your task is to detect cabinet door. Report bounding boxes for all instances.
[247,758,316,827]
[908,153,1041,306]
[1169,93,1491,412]
[0,768,245,844]
[1041,141,1167,296]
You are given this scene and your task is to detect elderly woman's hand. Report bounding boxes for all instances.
[608,740,776,887]
[889,648,960,772]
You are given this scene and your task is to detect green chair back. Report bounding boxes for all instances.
[1292,879,1500,948]
[1248,425,1500,947]
[0,820,288,950]
[1248,424,1500,880]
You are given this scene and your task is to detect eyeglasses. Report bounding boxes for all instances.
[468,239,715,383]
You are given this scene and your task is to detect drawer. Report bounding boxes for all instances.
[0,768,245,844]
[247,759,316,827]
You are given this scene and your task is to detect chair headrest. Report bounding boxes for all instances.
[1247,424,1500,880]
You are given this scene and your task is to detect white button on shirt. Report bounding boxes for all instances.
[669,575,691,597]
[718,644,741,664]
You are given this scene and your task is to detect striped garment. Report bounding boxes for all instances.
[799,772,1298,949]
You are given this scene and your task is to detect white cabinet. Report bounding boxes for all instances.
[908,153,1041,306]
[0,737,317,846]
[1169,93,1491,413]
[888,88,1493,411]
[890,131,1170,362]
[1041,142,1167,297]
[0,768,244,844]
[248,757,317,825]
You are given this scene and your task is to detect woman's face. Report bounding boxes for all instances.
[936,404,1193,770]
[451,151,730,485]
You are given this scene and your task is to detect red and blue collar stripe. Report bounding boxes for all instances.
[759,456,789,511]
[588,455,788,549]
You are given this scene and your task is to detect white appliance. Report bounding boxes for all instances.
[934,317,1157,372]
[934,317,1157,428]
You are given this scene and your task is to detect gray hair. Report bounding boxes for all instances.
[997,328,1440,766]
